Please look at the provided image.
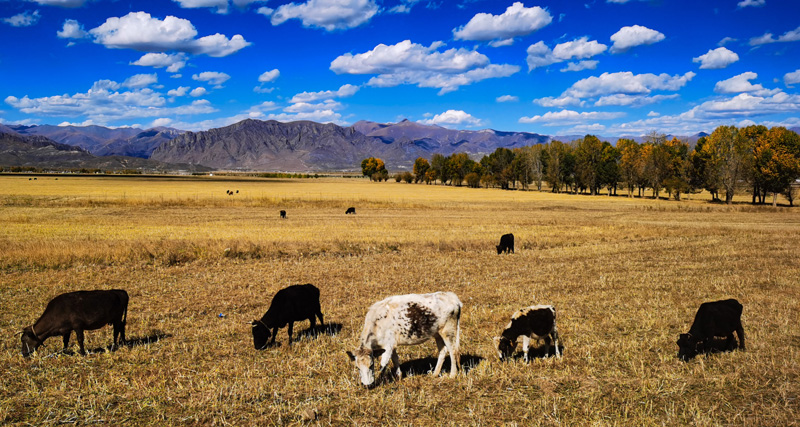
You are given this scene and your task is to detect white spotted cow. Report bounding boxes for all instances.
[347,292,461,387]
[494,305,561,362]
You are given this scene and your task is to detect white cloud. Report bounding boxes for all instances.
[737,0,765,8]
[168,86,191,97]
[149,117,174,128]
[647,111,660,117]
[418,110,483,127]
[285,99,343,113]
[172,0,230,14]
[750,25,800,46]
[331,40,519,94]
[123,73,158,89]
[534,95,585,108]
[290,84,359,103]
[692,47,739,69]
[3,10,41,27]
[190,87,208,97]
[489,38,515,48]
[256,7,273,16]
[564,71,695,98]
[784,69,800,86]
[131,52,187,73]
[270,0,379,31]
[452,2,552,45]
[253,86,275,94]
[57,19,89,40]
[718,37,737,46]
[496,95,518,103]
[192,71,231,86]
[560,60,598,72]
[593,93,678,107]
[4,80,218,125]
[89,12,250,57]
[609,25,665,53]
[388,0,421,14]
[526,37,607,71]
[258,69,280,83]
[714,72,763,94]
[28,0,87,7]
[519,109,624,125]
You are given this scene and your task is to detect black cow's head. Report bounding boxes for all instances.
[493,336,516,360]
[677,333,701,361]
[496,245,503,255]
[21,327,42,357]
[251,320,271,350]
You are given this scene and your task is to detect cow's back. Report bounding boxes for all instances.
[266,284,320,326]
[39,290,128,332]
[362,292,461,346]
[691,299,742,336]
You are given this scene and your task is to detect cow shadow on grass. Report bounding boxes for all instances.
[504,344,565,362]
[394,353,484,380]
[295,322,343,341]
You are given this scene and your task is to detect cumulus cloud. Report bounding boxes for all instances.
[609,25,665,53]
[496,95,519,103]
[172,0,230,14]
[57,19,90,39]
[4,80,217,124]
[534,71,694,107]
[290,84,359,103]
[534,95,585,108]
[519,109,624,125]
[784,69,800,86]
[452,2,552,45]
[331,40,519,94]
[258,69,280,82]
[560,60,598,73]
[526,37,607,71]
[122,73,158,89]
[192,71,231,86]
[692,47,739,69]
[750,25,800,46]
[3,10,41,27]
[168,86,191,97]
[131,52,187,73]
[190,87,208,97]
[270,0,379,31]
[593,93,678,107]
[714,72,763,94]
[28,0,87,7]
[89,12,250,57]
[737,0,765,7]
[418,110,483,127]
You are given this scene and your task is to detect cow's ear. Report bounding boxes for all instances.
[346,351,355,362]
[372,349,385,358]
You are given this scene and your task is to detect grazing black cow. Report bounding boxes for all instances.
[235,190,239,194]
[494,305,560,361]
[251,284,324,349]
[280,210,287,219]
[21,289,128,357]
[496,233,514,254]
[677,298,745,361]
[345,207,356,214]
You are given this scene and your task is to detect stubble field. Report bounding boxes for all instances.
[0,175,798,426]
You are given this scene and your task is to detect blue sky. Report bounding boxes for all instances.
[1,0,798,136]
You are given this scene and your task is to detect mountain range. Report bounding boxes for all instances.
[3,119,797,172]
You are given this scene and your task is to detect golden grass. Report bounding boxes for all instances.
[1,175,798,426]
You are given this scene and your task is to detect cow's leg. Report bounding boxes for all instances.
[552,328,561,357]
[317,311,324,327]
[432,334,447,376]
[308,316,316,337]
[76,330,86,355]
[62,332,71,352]
[378,347,394,381]
[391,350,402,380]
[270,327,278,345]
[522,335,531,362]
[287,322,294,346]
[736,326,745,350]
[440,321,461,377]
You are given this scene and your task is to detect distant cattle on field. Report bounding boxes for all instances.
[677,299,744,361]
[346,207,356,215]
[347,292,461,387]
[494,305,560,361]
[21,289,128,357]
[280,210,287,219]
[251,284,324,349]
[236,190,239,194]
[496,233,514,254]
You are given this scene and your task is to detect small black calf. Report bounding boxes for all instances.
[496,233,514,254]
[677,298,745,361]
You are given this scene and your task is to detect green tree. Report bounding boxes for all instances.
[617,138,641,197]
[575,135,604,195]
[412,157,430,183]
[430,154,448,185]
[599,142,621,196]
[740,125,769,203]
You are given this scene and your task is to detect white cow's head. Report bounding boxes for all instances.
[346,347,376,386]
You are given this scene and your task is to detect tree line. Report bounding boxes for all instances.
[362,125,800,206]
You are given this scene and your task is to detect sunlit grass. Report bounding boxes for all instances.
[0,175,798,425]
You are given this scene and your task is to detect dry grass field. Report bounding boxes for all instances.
[1,174,798,426]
